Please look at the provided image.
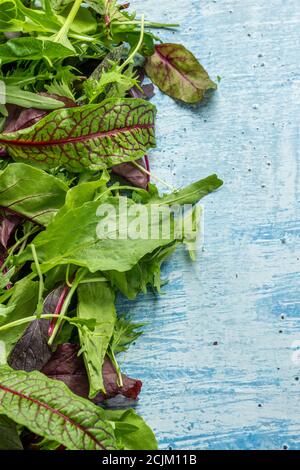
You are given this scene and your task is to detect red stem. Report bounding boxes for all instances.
[47,285,70,337]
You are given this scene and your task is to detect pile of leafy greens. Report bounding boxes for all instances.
[0,0,222,451]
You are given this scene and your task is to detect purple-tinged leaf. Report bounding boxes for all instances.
[8,319,51,372]
[0,98,156,172]
[7,286,65,372]
[112,157,149,189]
[145,43,217,104]
[130,83,155,100]
[4,95,76,133]
[41,343,142,404]
[0,213,22,249]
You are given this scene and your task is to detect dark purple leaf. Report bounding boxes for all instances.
[129,67,155,100]
[112,157,149,189]
[41,343,142,404]
[0,212,22,249]
[4,95,76,133]
[8,319,51,371]
[7,285,66,372]
[130,83,155,100]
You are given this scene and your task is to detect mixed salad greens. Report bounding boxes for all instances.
[0,0,222,450]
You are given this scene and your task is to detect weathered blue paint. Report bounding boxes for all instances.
[116,0,300,450]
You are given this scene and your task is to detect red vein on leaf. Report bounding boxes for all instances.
[155,45,197,90]
[48,285,71,337]
[0,124,154,147]
[0,383,107,449]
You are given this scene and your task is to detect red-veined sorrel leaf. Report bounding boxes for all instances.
[0,366,117,450]
[0,98,156,172]
[145,43,217,104]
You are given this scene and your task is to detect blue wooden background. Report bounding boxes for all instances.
[116,0,300,450]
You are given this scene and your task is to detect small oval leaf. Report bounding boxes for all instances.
[145,43,217,104]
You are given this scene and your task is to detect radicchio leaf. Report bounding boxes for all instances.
[0,366,117,450]
[0,98,156,172]
[41,343,142,404]
[145,43,217,104]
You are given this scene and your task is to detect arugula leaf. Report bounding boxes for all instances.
[0,278,39,363]
[145,43,217,103]
[0,365,117,450]
[0,98,156,171]
[106,242,177,299]
[110,315,143,354]
[77,282,116,397]
[0,414,23,450]
[102,409,157,450]
[0,163,68,225]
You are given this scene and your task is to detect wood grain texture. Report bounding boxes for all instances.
[115,0,300,450]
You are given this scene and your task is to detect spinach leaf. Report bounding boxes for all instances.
[0,414,23,450]
[16,175,221,273]
[0,365,117,450]
[0,163,68,225]
[0,98,156,172]
[77,282,116,397]
[145,43,217,103]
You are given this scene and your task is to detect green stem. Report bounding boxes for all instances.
[108,347,123,388]
[131,161,176,192]
[119,14,145,71]
[48,268,87,346]
[53,0,83,44]
[118,21,180,28]
[0,314,77,333]
[31,244,44,319]
[79,277,107,284]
